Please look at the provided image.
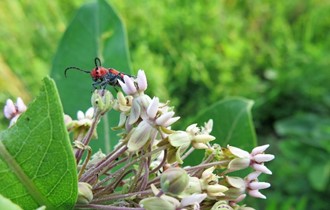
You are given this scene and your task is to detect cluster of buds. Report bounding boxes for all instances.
[3,70,275,210]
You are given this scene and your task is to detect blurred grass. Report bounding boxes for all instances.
[0,0,329,209]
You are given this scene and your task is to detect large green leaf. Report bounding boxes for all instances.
[51,0,131,152]
[192,97,257,149]
[0,77,77,209]
[185,97,257,165]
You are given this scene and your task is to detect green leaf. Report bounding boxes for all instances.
[308,162,330,191]
[184,97,257,166]
[191,97,257,150]
[0,77,77,209]
[275,113,330,152]
[51,0,131,152]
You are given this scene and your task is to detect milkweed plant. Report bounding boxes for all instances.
[3,70,274,210]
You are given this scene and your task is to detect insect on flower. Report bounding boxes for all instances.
[64,57,134,90]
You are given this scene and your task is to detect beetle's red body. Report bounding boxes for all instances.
[65,58,132,90]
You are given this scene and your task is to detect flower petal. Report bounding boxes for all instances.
[252,163,272,175]
[85,107,94,119]
[246,171,262,181]
[168,131,191,147]
[180,193,207,207]
[248,189,266,199]
[155,111,175,126]
[253,154,275,163]
[4,99,16,119]
[77,110,85,120]
[226,176,246,189]
[16,97,27,112]
[249,182,271,190]
[227,158,250,172]
[251,144,270,155]
[228,145,250,158]
[128,100,141,125]
[127,121,152,151]
[120,75,136,95]
[162,116,180,127]
[137,70,147,91]
[193,134,216,143]
[147,97,159,119]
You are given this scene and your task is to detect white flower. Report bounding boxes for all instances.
[245,171,271,199]
[168,121,215,150]
[227,144,275,175]
[3,97,27,127]
[66,107,95,134]
[119,70,148,96]
[127,97,180,152]
[76,107,94,127]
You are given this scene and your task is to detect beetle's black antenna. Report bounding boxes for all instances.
[64,67,90,78]
[95,57,102,69]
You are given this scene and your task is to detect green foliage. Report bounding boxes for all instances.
[0,0,83,131]
[0,77,77,209]
[184,97,257,167]
[258,113,330,209]
[190,97,257,150]
[112,0,330,130]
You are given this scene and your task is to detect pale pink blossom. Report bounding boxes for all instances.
[3,97,27,127]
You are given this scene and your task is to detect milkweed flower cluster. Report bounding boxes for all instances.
[3,70,275,210]
[3,97,27,127]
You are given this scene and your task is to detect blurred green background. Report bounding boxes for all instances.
[0,0,329,209]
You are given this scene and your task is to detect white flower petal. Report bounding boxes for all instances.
[120,75,136,95]
[85,107,94,119]
[137,70,147,91]
[248,189,266,199]
[147,97,159,119]
[246,171,262,181]
[228,145,250,158]
[128,121,152,151]
[249,182,271,190]
[180,193,207,207]
[252,163,272,175]
[168,131,191,147]
[9,115,20,127]
[253,154,275,163]
[251,144,270,155]
[162,116,180,127]
[193,134,216,143]
[227,158,250,172]
[155,111,175,126]
[16,97,27,112]
[186,123,199,133]
[4,99,16,119]
[64,114,72,125]
[77,111,85,120]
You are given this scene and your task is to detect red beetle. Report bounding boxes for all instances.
[65,57,133,90]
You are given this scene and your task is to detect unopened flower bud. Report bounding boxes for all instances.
[161,168,189,195]
[211,201,233,210]
[91,90,113,115]
[77,182,93,204]
[139,197,175,210]
[206,184,228,197]
[181,177,202,195]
